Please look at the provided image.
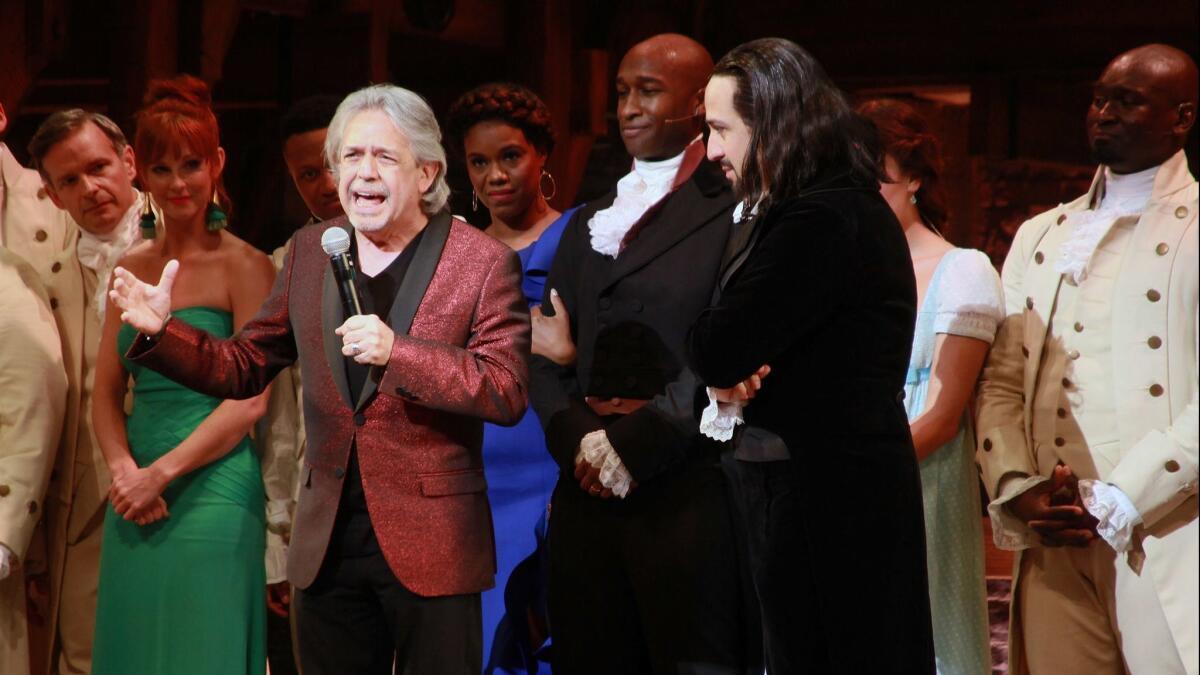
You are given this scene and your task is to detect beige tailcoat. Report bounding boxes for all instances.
[977,150,1199,672]
[0,241,68,672]
[1,143,113,675]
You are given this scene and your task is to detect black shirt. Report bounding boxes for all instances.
[334,229,425,557]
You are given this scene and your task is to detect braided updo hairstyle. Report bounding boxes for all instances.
[857,98,948,232]
[135,74,230,214]
[446,83,555,155]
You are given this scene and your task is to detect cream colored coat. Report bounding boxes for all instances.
[2,143,110,675]
[977,150,1199,672]
[0,222,68,673]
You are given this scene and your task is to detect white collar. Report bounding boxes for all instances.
[587,147,690,258]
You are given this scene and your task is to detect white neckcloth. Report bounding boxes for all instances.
[1055,164,1157,284]
[587,150,687,257]
[77,192,145,323]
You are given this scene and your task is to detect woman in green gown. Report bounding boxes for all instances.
[91,75,277,675]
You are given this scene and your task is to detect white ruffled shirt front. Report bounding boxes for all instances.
[1054,164,1156,285]
[587,151,686,257]
[77,193,146,323]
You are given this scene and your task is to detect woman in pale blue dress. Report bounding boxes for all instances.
[860,99,1004,675]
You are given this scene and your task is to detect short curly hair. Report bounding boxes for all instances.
[445,83,555,156]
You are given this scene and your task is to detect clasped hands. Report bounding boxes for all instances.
[108,458,170,527]
[1009,463,1099,547]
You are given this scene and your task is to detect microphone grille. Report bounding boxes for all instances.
[320,227,351,256]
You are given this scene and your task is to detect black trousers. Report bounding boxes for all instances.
[293,531,482,675]
[735,454,934,675]
[548,456,754,675]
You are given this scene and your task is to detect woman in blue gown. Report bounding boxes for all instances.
[446,83,578,674]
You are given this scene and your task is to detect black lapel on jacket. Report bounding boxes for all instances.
[718,213,763,291]
[321,220,356,409]
[353,210,453,411]
[603,161,733,289]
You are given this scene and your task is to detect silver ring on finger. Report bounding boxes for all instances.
[350,342,361,355]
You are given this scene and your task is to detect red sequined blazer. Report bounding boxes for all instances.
[128,212,530,596]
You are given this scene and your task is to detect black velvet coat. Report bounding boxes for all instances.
[688,172,936,673]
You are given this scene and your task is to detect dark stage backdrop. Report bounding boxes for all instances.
[3,0,1197,263]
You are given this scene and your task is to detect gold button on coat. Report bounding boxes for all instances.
[1176,206,1189,219]
[1156,242,1170,256]
[1026,297,1034,310]
[982,439,993,451]
[1074,322,1084,332]
[1057,408,1067,418]
[1056,214,1067,225]
[1055,437,1066,447]
[1148,336,1163,349]
[1068,349,1080,360]
[0,484,10,497]
[51,261,62,273]
[1147,289,1161,302]
[35,229,48,242]
[1149,384,1164,397]
[1062,377,1072,388]
[1165,460,1181,473]
[1034,251,1044,264]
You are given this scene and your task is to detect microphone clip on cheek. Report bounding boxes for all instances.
[320,227,363,319]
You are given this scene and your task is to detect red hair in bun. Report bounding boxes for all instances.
[857,98,948,232]
[135,74,228,209]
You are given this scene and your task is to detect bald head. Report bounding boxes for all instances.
[1088,43,1198,173]
[616,34,714,160]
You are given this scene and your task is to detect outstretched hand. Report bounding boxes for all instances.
[109,260,178,335]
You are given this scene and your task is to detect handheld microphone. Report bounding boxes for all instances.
[320,227,363,318]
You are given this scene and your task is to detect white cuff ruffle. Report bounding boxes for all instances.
[0,543,13,581]
[265,530,289,584]
[700,387,745,441]
[1079,479,1143,553]
[986,475,1050,550]
[576,430,634,498]
[266,498,293,536]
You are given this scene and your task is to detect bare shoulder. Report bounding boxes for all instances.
[220,232,275,280]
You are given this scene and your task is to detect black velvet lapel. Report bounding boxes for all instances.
[354,210,452,411]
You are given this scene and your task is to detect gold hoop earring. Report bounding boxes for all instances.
[540,170,557,202]
[472,190,479,212]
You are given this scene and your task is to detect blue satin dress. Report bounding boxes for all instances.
[482,207,577,675]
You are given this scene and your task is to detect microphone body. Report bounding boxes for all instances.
[320,227,363,318]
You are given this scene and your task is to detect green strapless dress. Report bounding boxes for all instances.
[93,307,266,675]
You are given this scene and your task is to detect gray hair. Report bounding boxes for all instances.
[28,109,130,180]
[325,84,450,215]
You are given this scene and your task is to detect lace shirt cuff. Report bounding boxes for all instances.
[0,543,13,581]
[986,474,1050,550]
[266,499,293,536]
[699,387,745,441]
[575,430,634,498]
[265,530,289,584]
[1079,480,1143,553]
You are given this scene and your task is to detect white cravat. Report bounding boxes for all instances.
[77,192,145,323]
[1055,164,1157,284]
[587,150,687,257]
